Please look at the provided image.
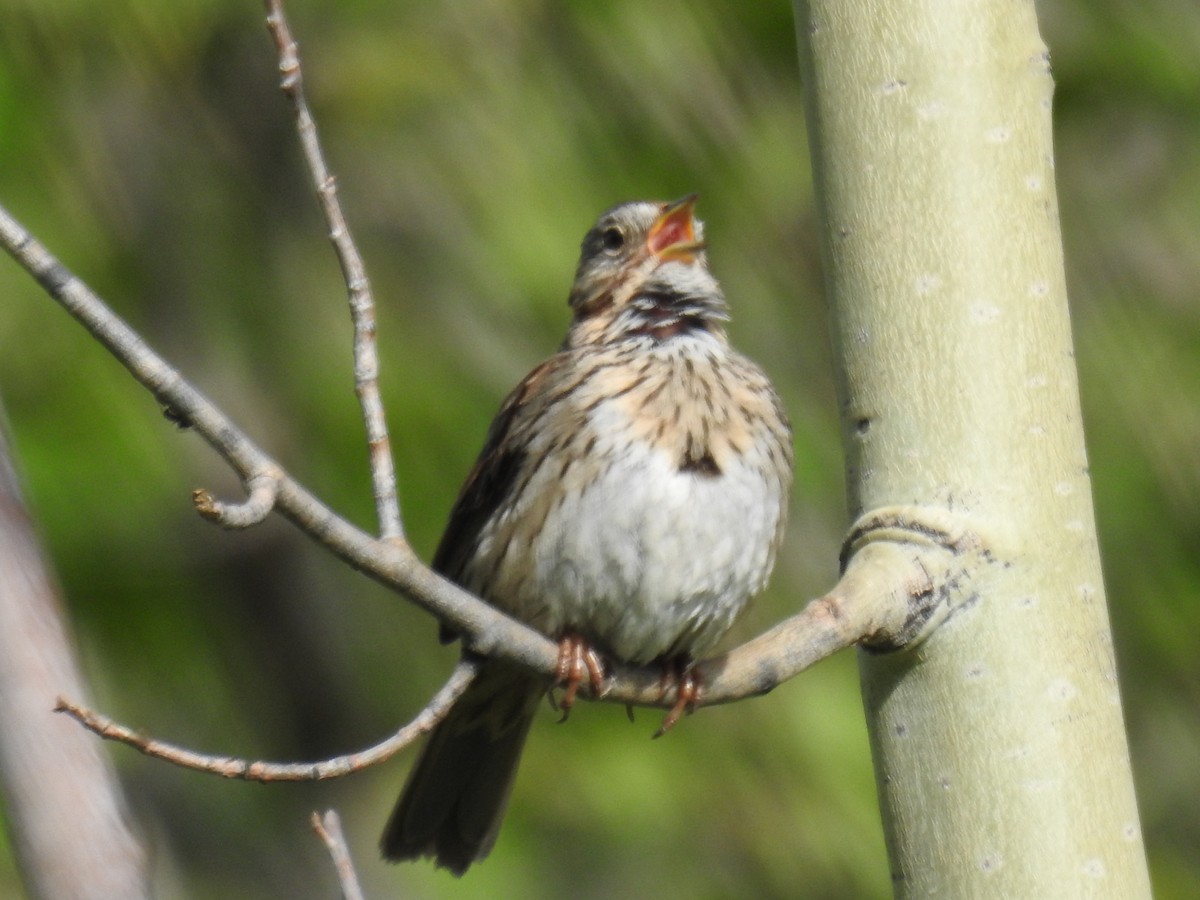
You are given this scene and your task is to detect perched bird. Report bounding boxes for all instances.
[381,196,793,874]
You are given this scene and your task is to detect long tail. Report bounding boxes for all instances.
[380,663,542,875]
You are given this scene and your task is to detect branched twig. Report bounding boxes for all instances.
[0,199,564,682]
[43,558,884,777]
[49,508,986,782]
[263,0,402,541]
[53,658,480,782]
[311,810,365,900]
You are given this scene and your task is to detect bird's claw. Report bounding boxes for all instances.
[654,658,702,738]
[553,633,607,721]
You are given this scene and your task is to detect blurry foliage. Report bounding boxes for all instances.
[0,0,1196,897]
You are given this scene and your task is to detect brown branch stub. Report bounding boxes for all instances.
[262,0,403,543]
[192,472,280,529]
[311,810,365,900]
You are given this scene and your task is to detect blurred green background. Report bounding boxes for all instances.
[1,1,1197,897]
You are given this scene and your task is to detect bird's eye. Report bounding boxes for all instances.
[600,226,625,252]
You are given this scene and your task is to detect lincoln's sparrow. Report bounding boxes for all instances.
[381,197,793,873]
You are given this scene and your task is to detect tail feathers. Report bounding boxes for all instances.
[381,667,541,875]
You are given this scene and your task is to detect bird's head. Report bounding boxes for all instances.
[566,196,729,347]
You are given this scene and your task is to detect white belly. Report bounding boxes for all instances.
[516,421,783,663]
[462,338,791,665]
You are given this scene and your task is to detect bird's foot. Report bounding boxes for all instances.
[654,657,702,738]
[552,633,606,721]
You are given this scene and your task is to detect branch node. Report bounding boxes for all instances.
[840,505,999,652]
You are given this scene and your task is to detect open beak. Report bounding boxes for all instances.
[646,194,706,263]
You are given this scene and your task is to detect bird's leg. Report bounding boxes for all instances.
[553,632,607,721]
[654,656,702,738]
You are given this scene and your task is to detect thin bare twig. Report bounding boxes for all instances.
[53,658,480,782]
[263,0,403,541]
[311,810,365,900]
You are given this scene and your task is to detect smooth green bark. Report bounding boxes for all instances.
[794,1,1152,895]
